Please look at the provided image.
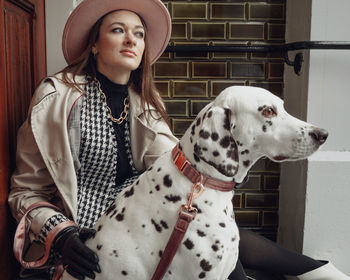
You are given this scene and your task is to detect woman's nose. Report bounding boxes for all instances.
[124,32,136,46]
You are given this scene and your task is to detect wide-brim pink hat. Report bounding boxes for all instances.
[62,0,171,65]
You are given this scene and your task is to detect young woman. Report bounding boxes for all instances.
[8,0,349,279]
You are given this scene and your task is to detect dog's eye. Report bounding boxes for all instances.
[262,107,277,117]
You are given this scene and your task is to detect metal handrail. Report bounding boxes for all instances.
[165,41,350,75]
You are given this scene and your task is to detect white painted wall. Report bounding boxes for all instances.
[304,0,350,272]
[45,0,80,75]
[280,0,350,274]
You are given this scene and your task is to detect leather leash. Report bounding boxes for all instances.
[151,145,236,280]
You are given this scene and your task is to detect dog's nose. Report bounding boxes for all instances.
[309,128,328,144]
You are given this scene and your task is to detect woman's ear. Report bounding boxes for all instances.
[92,45,98,56]
[193,106,239,177]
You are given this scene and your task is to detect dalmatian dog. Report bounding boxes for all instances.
[62,86,328,280]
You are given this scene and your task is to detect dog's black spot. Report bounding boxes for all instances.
[163,175,172,187]
[266,120,273,126]
[190,137,193,143]
[200,259,212,272]
[142,224,145,228]
[193,153,201,162]
[196,117,201,126]
[199,272,206,279]
[105,204,116,216]
[223,108,231,130]
[110,249,118,257]
[183,238,194,250]
[212,151,219,157]
[124,187,134,198]
[219,136,231,148]
[227,149,238,161]
[178,143,183,150]
[258,105,266,112]
[217,255,223,260]
[197,230,206,237]
[165,194,181,203]
[116,213,124,221]
[97,225,103,231]
[157,167,162,172]
[202,112,207,121]
[168,270,172,275]
[196,253,201,257]
[202,147,208,151]
[262,125,267,132]
[160,220,169,229]
[232,237,236,242]
[149,190,153,194]
[194,143,202,156]
[96,244,102,250]
[192,203,202,213]
[121,270,128,276]
[191,124,196,136]
[243,160,251,167]
[121,207,125,213]
[110,210,117,218]
[211,244,219,252]
[205,224,210,228]
[219,222,226,228]
[199,129,210,139]
[241,149,249,155]
[155,185,160,191]
[151,219,162,233]
[236,140,243,146]
[136,180,139,185]
[148,166,153,171]
[211,132,219,141]
[207,110,213,118]
[159,250,163,257]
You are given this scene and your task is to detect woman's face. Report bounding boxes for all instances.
[93,10,145,83]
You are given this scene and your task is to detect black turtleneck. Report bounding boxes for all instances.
[96,71,133,185]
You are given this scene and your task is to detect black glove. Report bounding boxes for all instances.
[55,227,101,280]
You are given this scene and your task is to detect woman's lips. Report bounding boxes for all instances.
[120,49,136,57]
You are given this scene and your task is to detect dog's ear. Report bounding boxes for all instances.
[193,106,238,177]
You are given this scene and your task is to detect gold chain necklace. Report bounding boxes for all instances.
[95,78,129,125]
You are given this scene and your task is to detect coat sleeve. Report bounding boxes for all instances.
[143,116,179,169]
[8,81,64,238]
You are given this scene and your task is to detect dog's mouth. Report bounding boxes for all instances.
[273,155,300,161]
[272,155,290,161]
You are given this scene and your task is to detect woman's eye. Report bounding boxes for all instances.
[135,31,144,38]
[262,107,277,117]
[112,27,124,33]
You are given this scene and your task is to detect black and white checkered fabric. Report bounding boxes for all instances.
[77,79,123,228]
[39,78,140,242]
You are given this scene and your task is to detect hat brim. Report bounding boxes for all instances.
[62,0,171,65]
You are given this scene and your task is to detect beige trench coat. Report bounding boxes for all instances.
[8,73,178,250]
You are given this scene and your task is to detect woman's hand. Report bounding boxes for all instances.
[55,227,101,279]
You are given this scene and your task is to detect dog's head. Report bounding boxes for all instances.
[180,86,328,182]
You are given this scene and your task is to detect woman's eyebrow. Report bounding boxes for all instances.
[109,22,144,30]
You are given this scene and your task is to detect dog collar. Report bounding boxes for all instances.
[172,145,236,192]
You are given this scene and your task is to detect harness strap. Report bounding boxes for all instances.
[152,145,236,280]
[13,201,78,269]
[152,207,196,280]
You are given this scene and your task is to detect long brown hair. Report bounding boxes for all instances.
[60,11,170,126]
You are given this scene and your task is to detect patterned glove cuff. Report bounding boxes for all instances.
[38,214,69,243]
